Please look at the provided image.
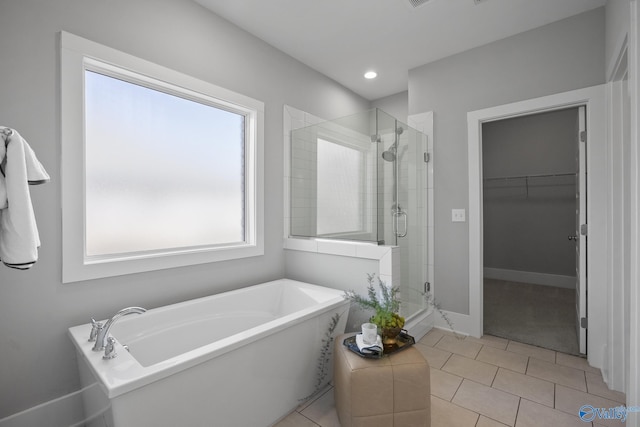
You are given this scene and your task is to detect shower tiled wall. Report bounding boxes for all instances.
[289,109,379,242]
[289,125,317,237]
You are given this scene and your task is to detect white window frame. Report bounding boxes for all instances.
[60,32,264,283]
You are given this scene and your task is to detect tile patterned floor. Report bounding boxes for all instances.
[273,329,627,427]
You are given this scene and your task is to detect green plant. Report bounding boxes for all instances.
[299,311,343,402]
[421,288,463,339]
[401,283,462,340]
[344,273,405,329]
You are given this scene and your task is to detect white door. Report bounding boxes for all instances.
[575,106,587,354]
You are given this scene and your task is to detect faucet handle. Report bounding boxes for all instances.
[103,337,117,360]
[88,318,103,342]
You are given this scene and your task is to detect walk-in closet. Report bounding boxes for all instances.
[482,107,583,355]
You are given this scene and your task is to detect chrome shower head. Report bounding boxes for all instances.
[381,126,403,161]
[382,149,396,162]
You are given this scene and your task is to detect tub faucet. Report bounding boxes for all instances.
[92,307,147,352]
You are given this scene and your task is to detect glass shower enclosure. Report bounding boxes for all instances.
[290,108,428,320]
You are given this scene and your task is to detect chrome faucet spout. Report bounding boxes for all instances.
[92,306,146,352]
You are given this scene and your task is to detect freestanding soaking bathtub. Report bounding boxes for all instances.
[68,279,350,427]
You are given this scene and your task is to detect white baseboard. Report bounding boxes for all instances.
[433,309,473,337]
[484,267,575,289]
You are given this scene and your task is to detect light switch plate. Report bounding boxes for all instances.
[452,209,466,222]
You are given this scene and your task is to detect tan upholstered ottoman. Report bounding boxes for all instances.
[333,333,431,427]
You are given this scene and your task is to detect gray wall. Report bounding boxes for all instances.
[372,91,409,124]
[482,109,578,277]
[0,0,369,417]
[408,8,605,314]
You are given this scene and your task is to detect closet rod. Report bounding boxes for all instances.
[483,172,575,181]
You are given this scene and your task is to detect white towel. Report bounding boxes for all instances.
[0,127,50,269]
[355,333,383,355]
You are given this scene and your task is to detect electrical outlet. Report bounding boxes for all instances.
[452,209,466,222]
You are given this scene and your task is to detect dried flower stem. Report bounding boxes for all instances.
[299,311,343,402]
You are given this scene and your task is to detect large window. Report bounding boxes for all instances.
[84,69,247,256]
[61,32,264,282]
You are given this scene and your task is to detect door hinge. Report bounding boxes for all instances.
[580,317,588,328]
[424,152,430,163]
[580,224,588,236]
[580,130,587,143]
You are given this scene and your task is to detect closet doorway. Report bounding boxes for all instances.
[481,107,586,355]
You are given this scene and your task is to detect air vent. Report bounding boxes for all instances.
[407,0,432,8]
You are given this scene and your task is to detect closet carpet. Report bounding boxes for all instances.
[483,278,580,355]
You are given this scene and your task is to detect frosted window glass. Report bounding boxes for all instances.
[84,70,245,256]
[316,138,362,234]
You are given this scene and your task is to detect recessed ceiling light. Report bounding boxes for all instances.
[364,71,377,79]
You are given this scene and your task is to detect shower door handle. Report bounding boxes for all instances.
[393,210,408,238]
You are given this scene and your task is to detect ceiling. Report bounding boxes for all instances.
[194,0,607,101]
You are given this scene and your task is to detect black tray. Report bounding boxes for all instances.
[343,330,416,359]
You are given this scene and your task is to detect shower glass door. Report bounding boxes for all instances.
[376,110,429,320]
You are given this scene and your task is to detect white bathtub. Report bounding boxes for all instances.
[68,279,349,427]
